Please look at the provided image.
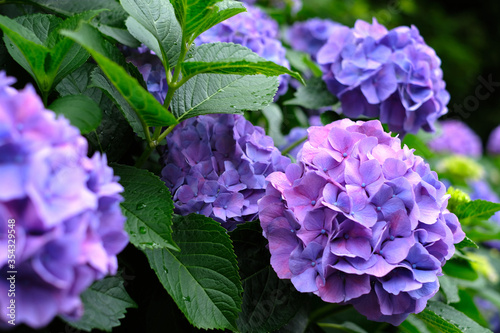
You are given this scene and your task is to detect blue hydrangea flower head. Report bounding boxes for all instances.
[162,114,289,231]
[287,18,340,60]
[0,73,128,328]
[196,4,291,98]
[259,118,464,325]
[428,120,483,157]
[317,19,450,135]
[487,125,500,155]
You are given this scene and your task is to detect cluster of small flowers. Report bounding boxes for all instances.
[259,119,464,325]
[488,125,500,155]
[0,73,128,328]
[287,18,340,60]
[196,4,291,97]
[125,46,168,104]
[317,19,450,135]
[428,120,483,157]
[162,114,289,231]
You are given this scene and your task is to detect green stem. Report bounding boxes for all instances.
[308,303,345,324]
[281,135,307,155]
[156,124,176,144]
[317,322,356,332]
[134,145,154,168]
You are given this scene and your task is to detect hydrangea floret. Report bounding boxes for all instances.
[162,114,290,231]
[196,4,291,97]
[317,19,450,135]
[258,118,464,325]
[428,120,482,157]
[0,73,128,328]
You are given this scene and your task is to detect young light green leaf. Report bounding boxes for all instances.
[145,214,242,331]
[62,23,177,127]
[172,73,278,121]
[439,275,460,304]
[285,76,337,109]
[184,0,246,44]
[403,134,435,160]
[286,49,322,77]
[417,301,492,333]
[456,235,479,249]
[66,274,137,332]
[181,42,304,83]
[49,95,102,134]
[120,0,182,67]
[454,199,500,224]
[112,164,179,252]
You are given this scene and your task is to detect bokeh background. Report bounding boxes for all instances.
[279,0,500,143]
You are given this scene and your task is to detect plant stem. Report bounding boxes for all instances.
[281,135,307,155]
[134,145,154,168]
[156,124,176,143]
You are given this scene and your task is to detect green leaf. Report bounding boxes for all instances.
[261,103,285,146]
[112,164,179,252]
[456,235,479,249]
[145,214,242,331]
[400,315,432,333]
[439,275,460,304]
[452,289,490,328]
[454,199,500,225]
[171,72,278,121]
[48,95,102,134]
[62,23,177,127]
[181,42,304,84]
[120,0,182,67]
[417,301,492,333]
[67,274,137,332]
[402,134,434,160]
[285,76,337,109]
[286,49,322,77]
[320,110,342,125]
[183,0,246,44]
[125,16,162,59]
[231,222,306,333]
[443,256,479,281]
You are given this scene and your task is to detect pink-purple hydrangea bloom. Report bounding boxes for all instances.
[259,119,464,325]
[317,19,450,135]
[162,114,289,231]
[0,73,128,328]
[287,18,340,60]
[487,125,500,155]
[428,120,483,157]
[196,4,291,98]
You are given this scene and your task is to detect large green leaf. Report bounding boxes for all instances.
[145,214,242,331]
[400,315,432,333]
[285,76,337,109]
[62,23,177,127]
[443,257,479,281]
[439,275,460,304]
[120,0,182,67]
[231,222,306,333]
[181,42,304,83]
[112,164,178,252]
[182,0,246,44]
[417,301,492,333]
[49,95,102,134]
[454,199,500,225]
[67,274,137,332]
[171,72,278,121]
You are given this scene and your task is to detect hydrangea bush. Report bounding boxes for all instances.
[0,0,499,332]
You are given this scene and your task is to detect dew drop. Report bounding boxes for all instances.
[163,266,169,274]
[139,226,147,234]
[136,202,147,210]
[182,296,191,302]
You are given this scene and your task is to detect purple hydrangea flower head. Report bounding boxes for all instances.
[196,5,291,98]
[162,114,289,230]
[0,73,128,328]
[125,46,168,104]
[259,118,464,325]
[428,120,483,157]
[317,19,450,135]
[487,125,500,155]
[287,18,340,60]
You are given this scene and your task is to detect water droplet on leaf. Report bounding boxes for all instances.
[136,202,147,210]
[139,226,147,234]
